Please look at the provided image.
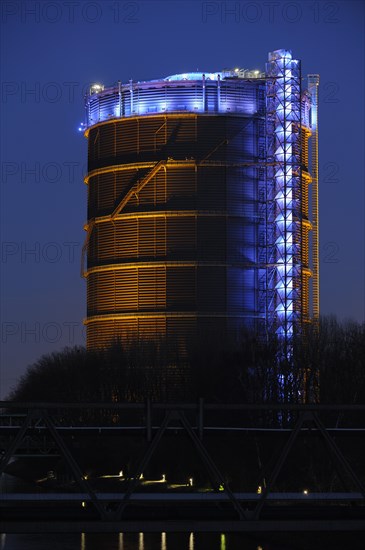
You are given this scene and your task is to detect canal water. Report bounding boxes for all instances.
[1,476,363,549]
[1,532,364,550]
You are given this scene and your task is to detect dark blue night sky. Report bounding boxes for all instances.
[1,0,364,397]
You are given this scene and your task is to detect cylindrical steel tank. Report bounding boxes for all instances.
[83,55,315,350]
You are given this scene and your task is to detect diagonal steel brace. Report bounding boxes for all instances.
[312,412,365,497]
[178,411,247,520]
[0,413,33,475]
[253,411,310,520]
[115,410,173,519]
[41,410,107,520]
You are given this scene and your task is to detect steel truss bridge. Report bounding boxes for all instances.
[0,401,364,533]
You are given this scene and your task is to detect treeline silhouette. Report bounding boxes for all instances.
[7,316,364,405]
[4,316,364,493]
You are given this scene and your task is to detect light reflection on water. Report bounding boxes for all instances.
[0,533,262,549]
[1,532,361,550]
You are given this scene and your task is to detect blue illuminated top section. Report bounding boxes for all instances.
[83,59,311,131]
[84,69,267,128]
[164,69,266,81]
[164,72,222,81]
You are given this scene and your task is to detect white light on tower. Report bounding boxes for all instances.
[90,83,104,94]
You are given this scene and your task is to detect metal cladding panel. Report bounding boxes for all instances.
[137,317,167,340]
[88,116,198,171]
[86,319,138,349]
[196,316,228,348]
[87,267,167,314]
[87,114,265,171]
[226,166,250,217]
[164,168,196,207]
[84,99,303,349]
[196,167,226,210]
[197,217,226,261]
[138,267,167,310]
[88,216,198,267]
[166,267,196,311]
[302,225,310,269]
[87,270,138,314]
[227,267,256,313]
[227,217,256,264]
[197,267,226,312]
[88,168,149,217]
[166,317,197,350]
[167,217,196,259]
[227,166,258,219]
